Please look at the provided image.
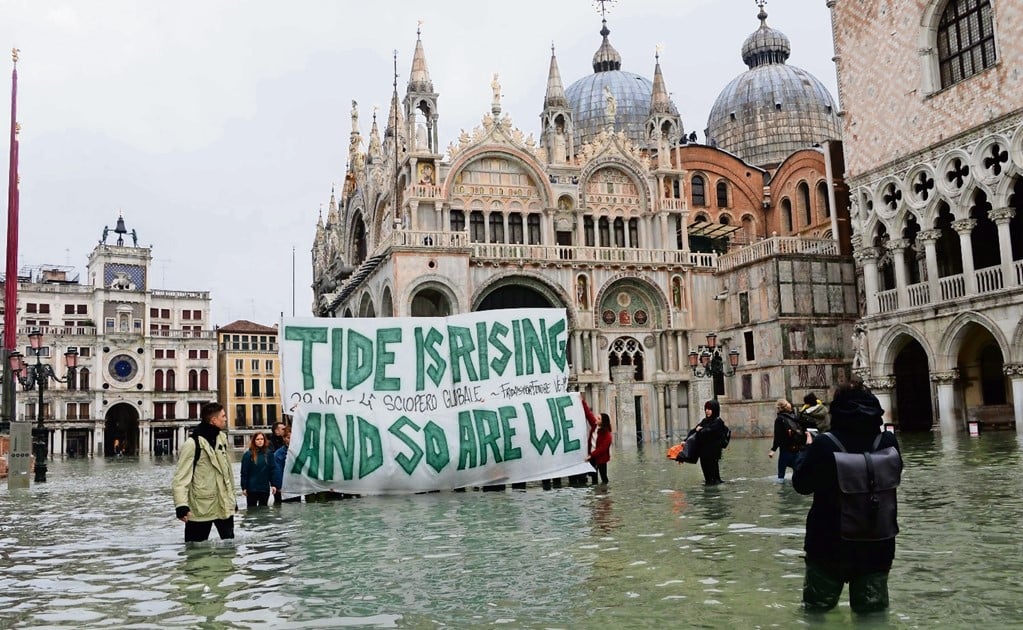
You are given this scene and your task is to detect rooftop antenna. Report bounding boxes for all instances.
[392,46,400,224]
[155,258,171,287]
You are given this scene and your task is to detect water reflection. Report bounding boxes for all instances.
[1,432,1022,627]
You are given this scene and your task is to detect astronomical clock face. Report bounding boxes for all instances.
[108,354,139,383]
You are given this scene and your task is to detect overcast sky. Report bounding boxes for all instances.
[0,0,837,327]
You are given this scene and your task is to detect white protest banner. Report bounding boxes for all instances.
[278,308,594,494]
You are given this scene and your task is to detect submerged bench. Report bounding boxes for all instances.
[967,405,1016,430]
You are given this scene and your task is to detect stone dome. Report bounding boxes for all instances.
[706,7,840,167]
[565,21,677,148]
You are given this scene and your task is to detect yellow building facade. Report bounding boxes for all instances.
[216,320,281,449]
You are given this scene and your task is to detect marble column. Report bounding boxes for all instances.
[1004,364,1023,435]
[667,383,680,436]
[409,200,420,232]
[571,330,583,374]
[656,385,667,440]
[888,238,909,309]
[917,229,942,303]
[611,366,637,448]
[930,370,959,434]
[991,208,1017,288]
[95,424,106,457]
[854,247,881,314]
[866,376,896,425]
[952,218,977,294]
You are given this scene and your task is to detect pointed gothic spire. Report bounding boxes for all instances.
[326,187,339,226]
[544,44,568,108]
[408,24,433,93]
[369,108,382,159]
[385,85,403,137]
[315,206,325,244]
[649,48,671,114]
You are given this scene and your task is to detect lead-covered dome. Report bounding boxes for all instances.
[565,21,676,148]
[706,7,840,167]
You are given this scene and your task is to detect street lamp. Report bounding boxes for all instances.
[688,332,739,378]
[8,330,78,482]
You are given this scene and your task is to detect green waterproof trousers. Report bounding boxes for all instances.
[802,560,890,614]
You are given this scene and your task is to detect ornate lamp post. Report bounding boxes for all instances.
[8,330,77,482]
[688,332,740,379]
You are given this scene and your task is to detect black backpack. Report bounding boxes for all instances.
[820,433,902,542]
[721,424,732,449]
[781,413,805,451]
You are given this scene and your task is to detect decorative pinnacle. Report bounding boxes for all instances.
[655,43,663,60]
[11,48,19,63]
[756,0,768,22]
[594,0,616,20]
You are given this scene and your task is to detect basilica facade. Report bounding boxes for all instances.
[832,0,1023,432]
[312,7,856,443]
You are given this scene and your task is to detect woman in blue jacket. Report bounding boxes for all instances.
[239,432,275,508]
[272,426,298,503]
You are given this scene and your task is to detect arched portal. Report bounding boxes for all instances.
[955,324,1007,407]
[893,339,933,431]
[410,288,453,317]
[104,403,139,457]
[477,285,554,310]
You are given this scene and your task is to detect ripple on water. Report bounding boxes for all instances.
[1,435,1022,627]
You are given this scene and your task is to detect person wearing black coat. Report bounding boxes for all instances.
[768,399,802,483]
[689,399,728,485]
[792,380,902,614]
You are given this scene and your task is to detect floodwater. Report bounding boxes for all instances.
[2,431,1023,628]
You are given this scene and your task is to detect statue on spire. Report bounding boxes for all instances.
[351,100,359,131]
[491,73,502,115]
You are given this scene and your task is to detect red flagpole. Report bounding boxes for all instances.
[4,49,19,351]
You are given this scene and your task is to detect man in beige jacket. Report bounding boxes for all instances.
[172,402,236,542]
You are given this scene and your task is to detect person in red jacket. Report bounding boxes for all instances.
[586,413,613,484]
[579,398,601,484]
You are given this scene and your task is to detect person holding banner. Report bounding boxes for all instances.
[269,421,287,502]
[586,413,613,484]
[577,398,600,485]
[271,426,301,503]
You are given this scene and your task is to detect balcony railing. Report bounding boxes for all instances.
[660,198,686,211]
[907,282,930,308]
[392,230,469,249]
[877,288,898,313]
[975,265,1003,293]
[151,289,210,300]
[407,183,440,199]
[718,236,839,272]
[468,242,704,267]
[9,325,98,337]
[149,329,217,339]
[939,274,965,301]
